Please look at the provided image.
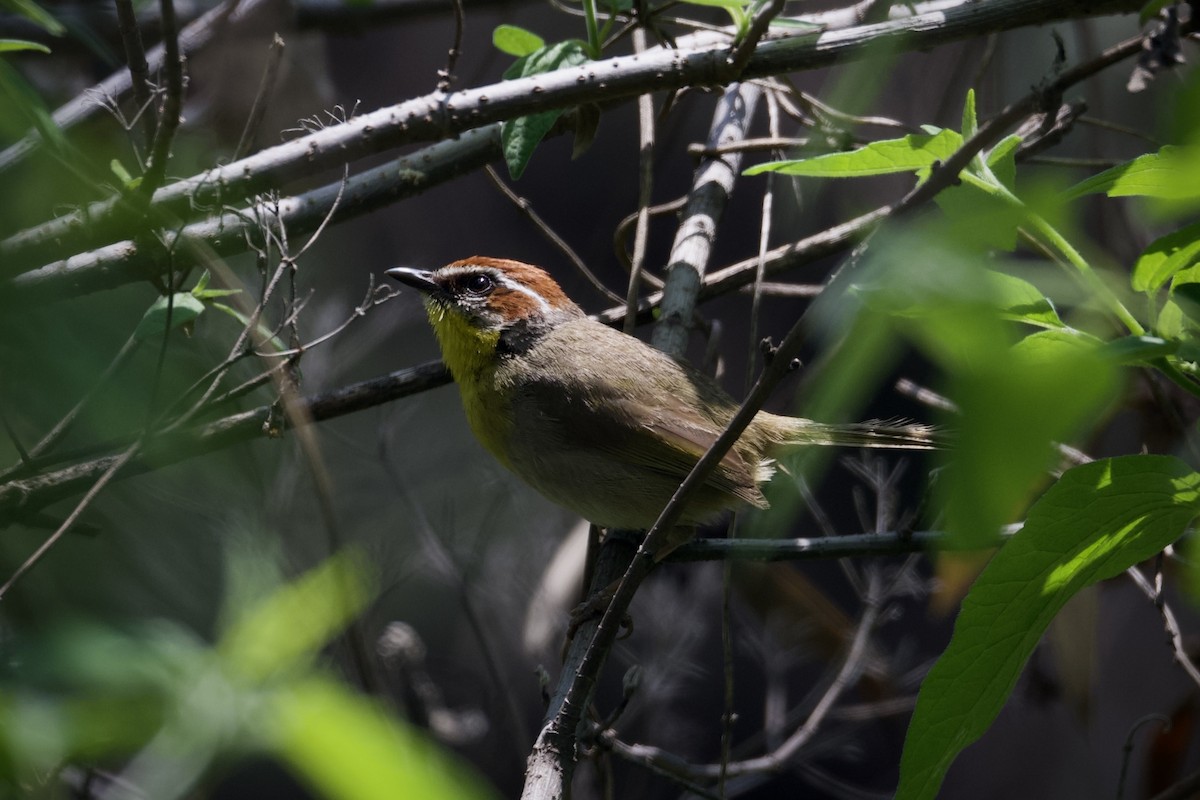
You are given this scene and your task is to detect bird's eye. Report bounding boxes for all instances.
[463,273,495,295]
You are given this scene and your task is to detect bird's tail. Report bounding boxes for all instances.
[773,417,942,451]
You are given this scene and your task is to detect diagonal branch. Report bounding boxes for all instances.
[1,126,505,307]
[0,361,451,524]
[0,0,1141,277]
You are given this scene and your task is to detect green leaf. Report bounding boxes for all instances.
[1099,334,1178,364]
[1173,282,1200,326]
[852,266,1059,329]
[133,294,205,340]
[209,301,287,351]
[898,455,1200,800]
[960,89,978,142]
[194,288,241,299]
[501,38,589,82]
[270,679,499,800]
[940,330,1117,547]
[0,0,64,35]
[744,129,963,177]
[767,17,824,32]
[492,24,544,57]
[570,102,601,160]
[985,271,1063,328]
[501,40,590,179]
[218,551,373,682]
[503,112,561,179]
[933,181,1022,251]
[1063,146,1200,202]
[0,38,50,54]
[109,158,142,190]
[1132,221,1200,293]
[0,59,67,156]
[986,134,1022,191]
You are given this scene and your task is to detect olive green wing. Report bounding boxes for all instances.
[514,381,768,509]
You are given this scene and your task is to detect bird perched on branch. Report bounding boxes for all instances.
[387,257,935,531]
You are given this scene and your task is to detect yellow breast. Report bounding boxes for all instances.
[426,302,515,468]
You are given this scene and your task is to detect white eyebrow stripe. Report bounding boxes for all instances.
[495,274,551,314]
[436,265,552,314]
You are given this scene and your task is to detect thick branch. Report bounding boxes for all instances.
[652,84,761,354]
[0,126,503,306]
[0,0,242,173]
[0,0,1141,277]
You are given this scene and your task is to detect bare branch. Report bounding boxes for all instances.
[651,83,761,356]
[2,126,504,307]
[0,361,451,523]
[233,34,287,160]
[114,0,155,144]
[0,0,240,174]
[0,0,1142,277]
[624,27,658,334]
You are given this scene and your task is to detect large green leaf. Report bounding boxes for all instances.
[938,330,1117,547]
[218,550,372,682]
[271,679,499,800]
[743,129,962,177]
[1063,146,1200,202]
[897,455,1200,799]
[1132,220,1200,293]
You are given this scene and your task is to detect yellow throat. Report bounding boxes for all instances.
[423,300,513,466]
[425,300,499,378]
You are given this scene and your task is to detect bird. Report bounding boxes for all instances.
[386,257,935,532]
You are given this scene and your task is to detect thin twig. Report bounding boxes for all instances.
[0,443,141,598]
[1118,713,1172,800]
[686,136,808,157]
[670,529,1013,562]
[437,0,465,91]
[140,0,185,198]
[604,575,885,782]
[0,361,451,522]
[483,166,622,304]
[114,0,155,144]
[1125,564,1200,689]
[0,0,239,174]
[1,0,1142,276]
[233,34,286,160]
[624,27,658,334]
[727,0,786,75]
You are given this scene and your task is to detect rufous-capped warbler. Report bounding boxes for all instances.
[387,257,934,530]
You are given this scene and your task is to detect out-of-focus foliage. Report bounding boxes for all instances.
[0,551,495,799]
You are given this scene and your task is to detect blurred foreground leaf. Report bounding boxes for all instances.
[1064,145,1200,202]
[219,549,372,682]
[898,455,1200,799]
[271,679,498,800]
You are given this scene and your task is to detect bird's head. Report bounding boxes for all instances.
[387,257,584,375]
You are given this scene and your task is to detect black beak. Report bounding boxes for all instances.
[386,267,439,294]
